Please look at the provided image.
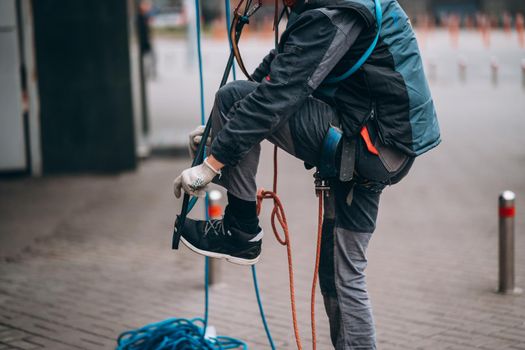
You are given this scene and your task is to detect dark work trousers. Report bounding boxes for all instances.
[210,80,414,350]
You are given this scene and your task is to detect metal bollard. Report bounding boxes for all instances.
[208,190,223,286]
[498,191,522,295]
[458,55,467,83]
[521,59,525,90]
[428,60,437,82]
[490,57,499,87]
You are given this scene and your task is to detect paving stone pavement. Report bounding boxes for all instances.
[1,84,525,348]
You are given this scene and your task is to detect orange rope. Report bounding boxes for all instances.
[256,146,325,350]
[311,193,323,350]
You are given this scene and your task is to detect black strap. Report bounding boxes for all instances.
[339,137,356,182]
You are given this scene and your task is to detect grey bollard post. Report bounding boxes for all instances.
[521,59,525,90]
[458,55,467,83]
[428,60,437,82]
[490,57,499,87]
[498,191,522,295]
[208,190,223,286]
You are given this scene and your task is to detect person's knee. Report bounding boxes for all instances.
[215,82,237,108]
[335,184,381,233]
[215,80,256,114]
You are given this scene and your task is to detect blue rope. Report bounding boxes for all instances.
[195,0,206,124]
[116,318,247,350]
[195,0,212,337]
[252,266,276,350]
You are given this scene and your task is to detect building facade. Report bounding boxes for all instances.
[0,0,148,175]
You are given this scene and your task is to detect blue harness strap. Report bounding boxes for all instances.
[323,0,383,84]
[318,126,343,179]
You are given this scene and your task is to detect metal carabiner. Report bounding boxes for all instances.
[314,172,331,198]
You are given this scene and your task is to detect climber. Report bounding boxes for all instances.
[173,0,440,348]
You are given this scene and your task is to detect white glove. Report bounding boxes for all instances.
[188,125,211,158]
[173,158,221,198]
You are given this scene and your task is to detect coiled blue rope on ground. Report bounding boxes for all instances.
[116,318,247,350]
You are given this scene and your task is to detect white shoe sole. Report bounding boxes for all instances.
[180,237,260,266]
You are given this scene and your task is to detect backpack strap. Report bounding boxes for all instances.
[323,0,383,84]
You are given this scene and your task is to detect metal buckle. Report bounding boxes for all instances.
[314,171,330,198]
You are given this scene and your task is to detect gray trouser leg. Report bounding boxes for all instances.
[210,81,262,201]
[319,180,381,350]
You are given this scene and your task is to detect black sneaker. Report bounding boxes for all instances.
[175,214,263,265]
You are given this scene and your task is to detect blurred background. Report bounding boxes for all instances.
[0,0,524,349]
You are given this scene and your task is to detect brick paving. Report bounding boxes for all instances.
[1,43,525,350]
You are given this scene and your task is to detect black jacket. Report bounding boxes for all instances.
[211,0,440,166]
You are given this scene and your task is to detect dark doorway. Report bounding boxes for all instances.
[32,0,137,173]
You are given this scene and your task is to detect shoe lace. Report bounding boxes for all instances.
[204,219,231,237]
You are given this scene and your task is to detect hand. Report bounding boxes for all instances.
[188,125,211,158]
[173,158,221,198]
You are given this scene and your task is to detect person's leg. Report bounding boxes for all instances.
[176,80,263,265]
[319,178,380,350]
[319,137,414,349]
[209,80,263,238]
[185,80,337,265]
[210,80,261,202]
[210,80,335,222]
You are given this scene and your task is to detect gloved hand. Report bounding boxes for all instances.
[173,158,221,198]
[188,125,211,158]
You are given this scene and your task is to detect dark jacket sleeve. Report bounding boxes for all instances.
[211,9,364,166]
[251,49,276,82]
